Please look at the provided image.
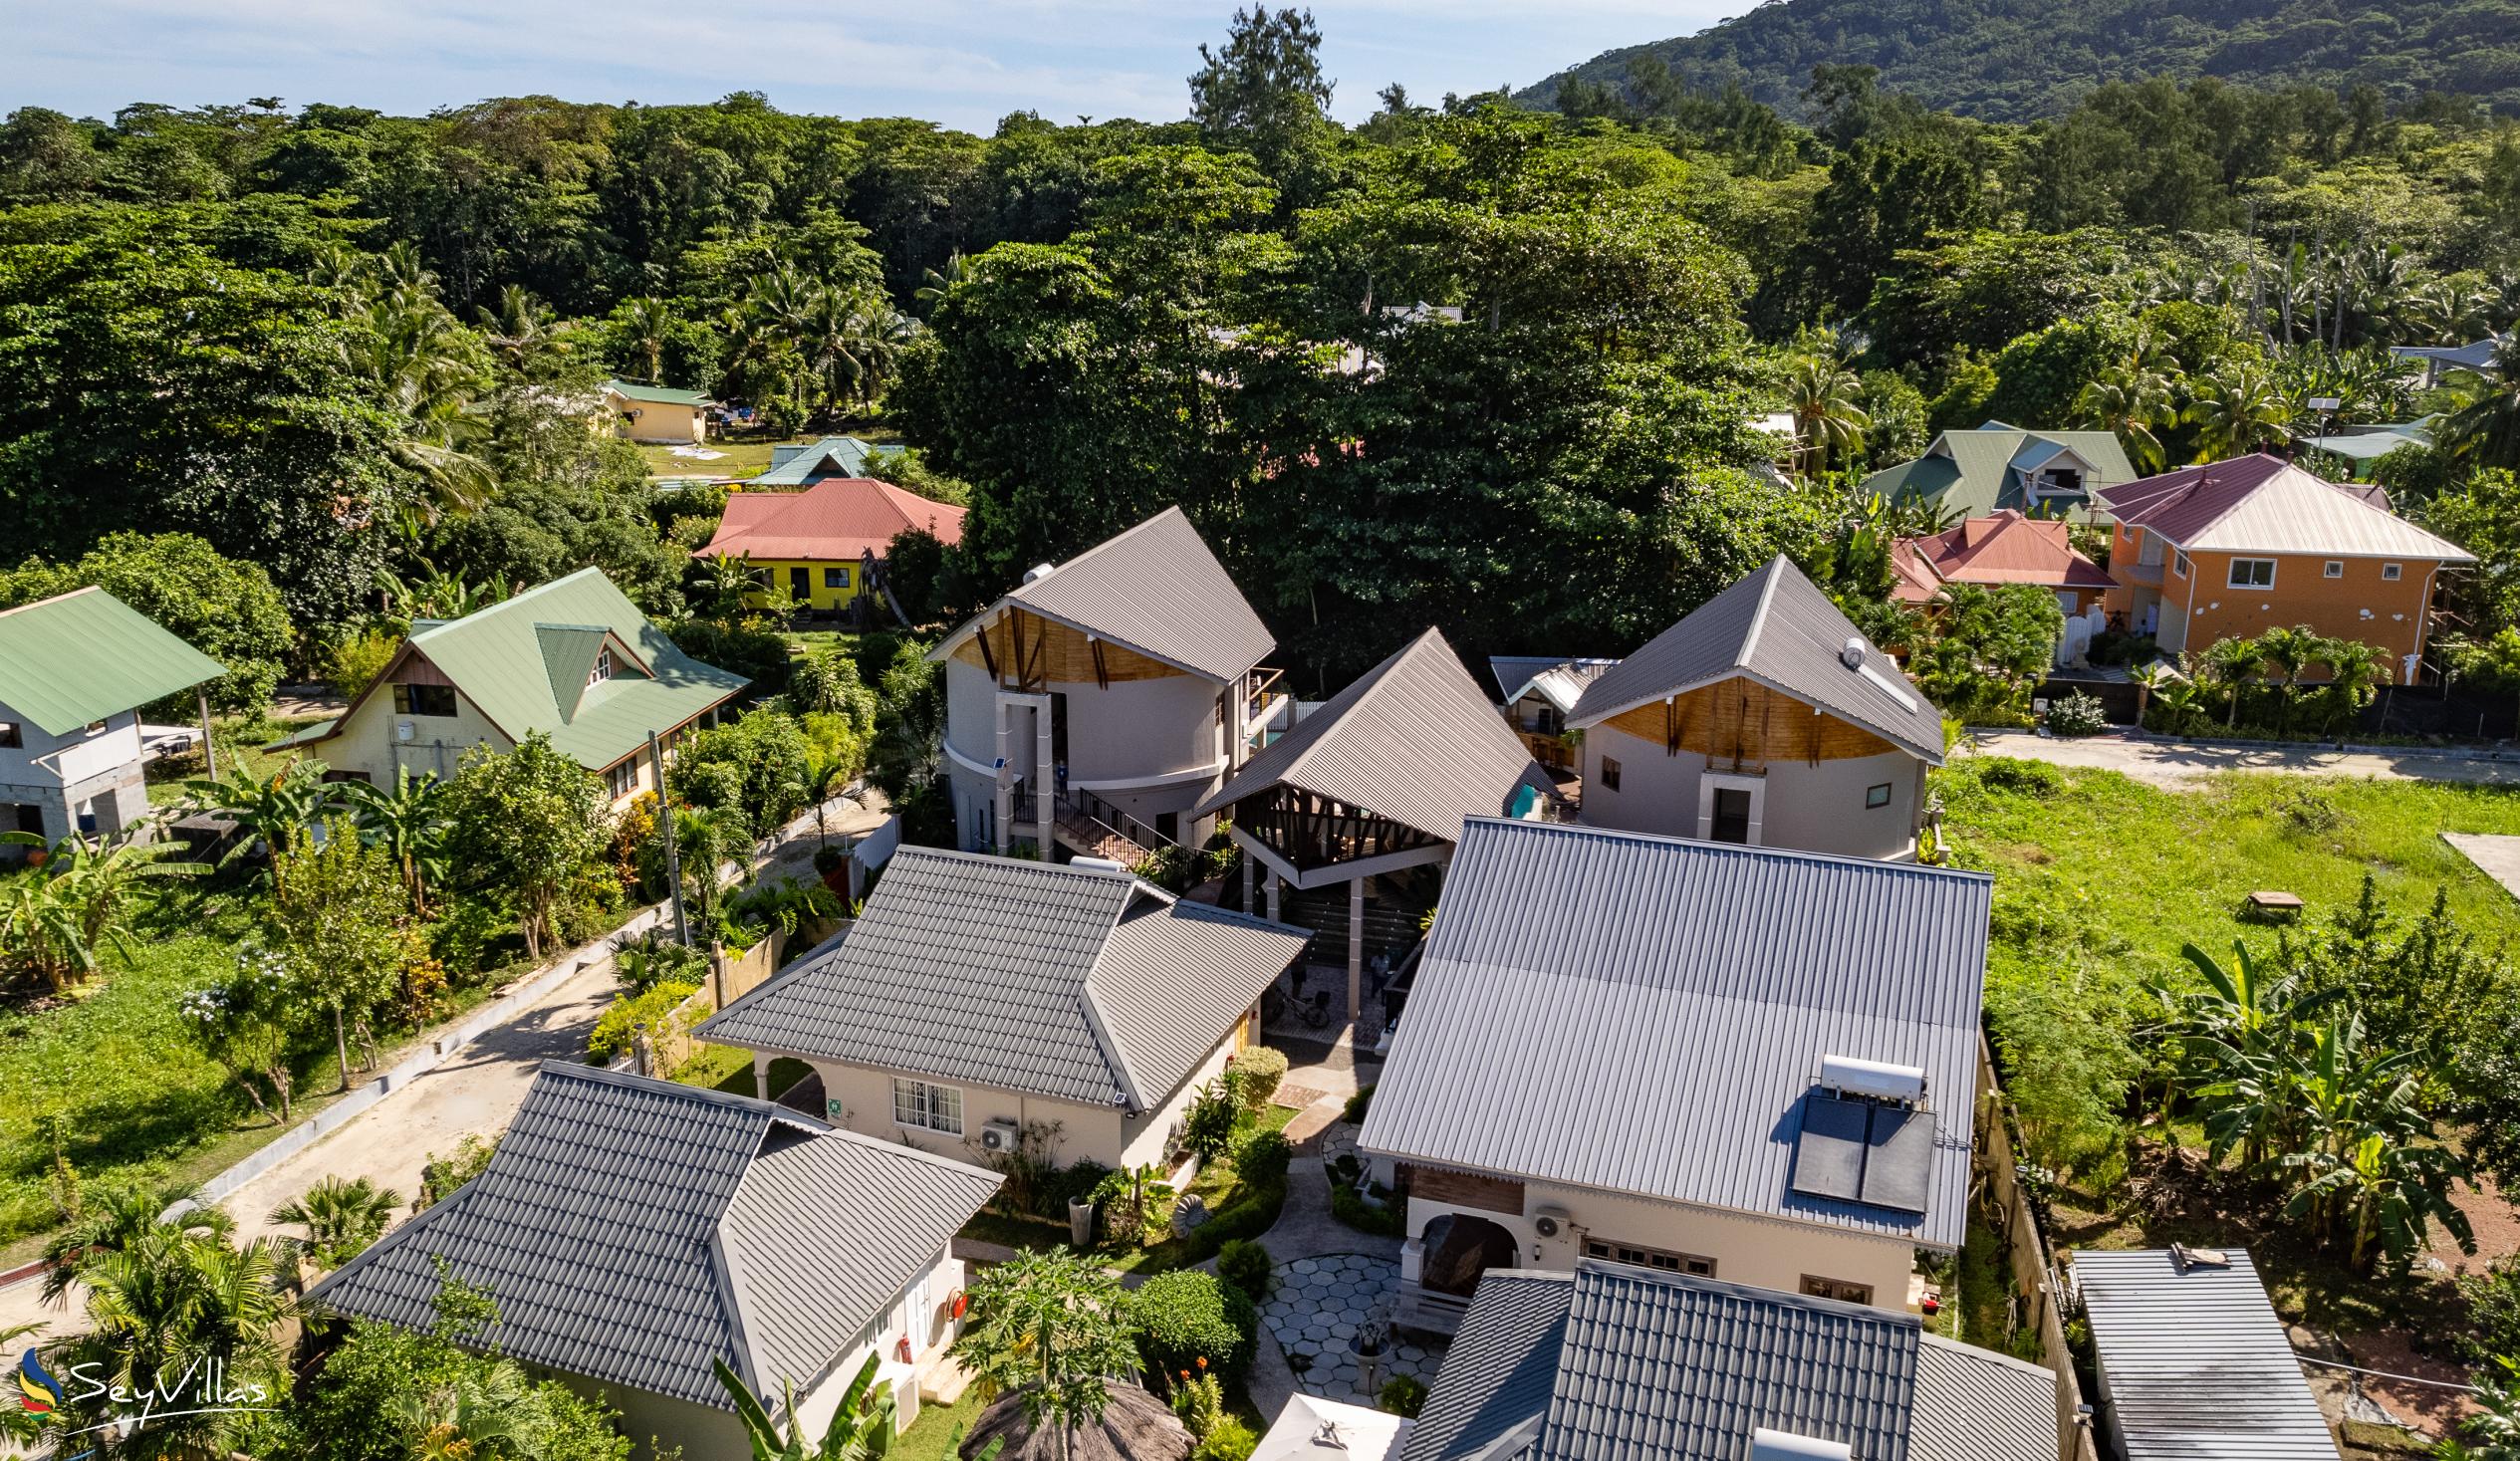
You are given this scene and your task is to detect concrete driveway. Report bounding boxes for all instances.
[1963,731,2520,790]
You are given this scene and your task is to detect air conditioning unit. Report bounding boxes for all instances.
[1531,1206,1574,1240]
[979,1119,1023,1154]
[394,721,415,743]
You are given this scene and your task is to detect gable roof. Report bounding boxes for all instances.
[697,848,1311,1111]
[696,477,968,563]
[1567,556,1945,764]
[1197,628,1548,842]
[1487,656,1619,715]
[288,569,748,772]
[1862,424,2139,520]
[1891,511,2117,604]
[933,508,1275,682]
[1403,1262,2054,1461]
[0,588,225,735]
[606,379,715,407]
[2096,453,2473,560]
[2392,335,2504,371]
[1358,818,1991,1248]
[307,1064,1000,1411]
[2071,1248,2338,1461]
[749,436,907,487]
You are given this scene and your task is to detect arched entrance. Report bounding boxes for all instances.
[1419,1213,1518,1298]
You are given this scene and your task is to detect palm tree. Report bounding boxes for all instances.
[802,749,862,852]
[675,805,751,931]
[2128,659,2176,732]
[1783,353,1869,478]
[183,764,341,890]
[2197,635,2262,729]
[2441,338,2520,470]
[340,767,452,912]
[476,284,558,370]
[68,1230,293,1460]
[2077,352,2180,472]
[2185,360,2293,460]
[715,1350,895,1461]
[400,1355,553,1460]
[269,1175,401,1277]
[915,251,969,312]
[0,833,206,993]
[2254,624,2325,734]
[0,1323,51,1452]
[38,1179,230,1307]
[616,296,677,384]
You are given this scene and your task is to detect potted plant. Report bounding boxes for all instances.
[1350,1307,1391,1397]
[1069,1193,1096,1248]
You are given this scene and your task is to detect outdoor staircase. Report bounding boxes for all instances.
[1052,804,1149,867]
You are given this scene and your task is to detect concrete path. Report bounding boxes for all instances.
[0,791,887,1342]
[1964,731,2520,790]
[2445,834,2520,904]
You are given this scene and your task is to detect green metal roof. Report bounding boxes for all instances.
[605,379,715,407]
[0,588,225,735]
[1862,424,2138,521]
[386,569,746,771]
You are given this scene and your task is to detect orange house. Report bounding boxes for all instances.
[2094,454,2474,682]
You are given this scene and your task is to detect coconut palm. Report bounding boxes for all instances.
[675,804,752,931]
[476,284,559,370]
[715,1350,895,1461]
[401,1354,553,1460]
[615,295,678,384]
[1783,352,1869,477]
[2076,357,2180,472]
[182,764,341,890]
[66,1230,293,1460]
[38,1179,230,1307]
[2441,338,2520,470]
[269,1174,402,1275]
[2185,361,2293,460]
[915,251,969,311]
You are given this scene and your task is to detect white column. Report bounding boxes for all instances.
[1034,698,1054,855]
[991,699,1011,854]
[752,1052,770,1100]
[1348,875,1366,1024]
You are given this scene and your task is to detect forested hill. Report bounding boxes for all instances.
[1522,0,2520,122]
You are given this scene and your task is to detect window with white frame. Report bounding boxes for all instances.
[604,761,637,800]
[2227,558,2276,590]
[1586,1238,1714,1277]
[1802,1274,1874,1306]
[2324,561,2344,579]
[892,1078,964,1135]
[2383,563,2402,581]
[2171,551,2190,579]
[587,647,614,686]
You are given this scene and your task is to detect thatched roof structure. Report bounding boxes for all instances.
[958,1383,1194,1461]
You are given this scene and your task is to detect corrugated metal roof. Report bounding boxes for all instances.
[1489,657,1619,708]
[698,476,965,562]
[1568,555,1946,767]
[934,507,1274,682]
[295,568,748,771]
[1911,1338,2059,1461]
[1197,628,1547,841]
[1891,512,2117,605]
[2392,337,2503,370]
[308,1064,997,1410]
[749,436,905,486]
[2071,1248,2339,1460]
[2095,454,2473,561]
[0,588,225,734]
[698,848,1309,1110]
[607,379,715,406]
[1358,818,1990,1247]
[1862,425,2138,520]
[1408,1263,2054,1461]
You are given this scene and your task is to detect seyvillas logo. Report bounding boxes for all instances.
[16,1349,61,1415]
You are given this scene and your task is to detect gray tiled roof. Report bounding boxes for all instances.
[1197,627,1549,842]
[698,848,1310,1110]
[938,507,1275,682]
[1358,818,1990,1248]
[307,1064,999,1410]
[1567,556,1946,763]
[2071,1248,2338,1460]
[1406,1262,2053,1461]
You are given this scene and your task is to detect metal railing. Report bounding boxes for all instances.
[1058,787,1174,853]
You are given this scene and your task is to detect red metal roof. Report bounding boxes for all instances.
[1890,511,2115,604]
[694,477,967,562]
[2094,453,2467,561]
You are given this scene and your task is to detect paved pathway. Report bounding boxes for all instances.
[0,792,886,1342]
[1964,731,2520,790]
[2445,834,2520,905]
[1259,1252,1440,1403]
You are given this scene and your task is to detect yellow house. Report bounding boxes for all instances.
[695,476,968,613]
[603,380,715,444]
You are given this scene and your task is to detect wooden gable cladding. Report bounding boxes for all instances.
[948,608,1188,688]
[1600,674,1896,767]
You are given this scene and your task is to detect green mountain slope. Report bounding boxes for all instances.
[1522,0,2520,122]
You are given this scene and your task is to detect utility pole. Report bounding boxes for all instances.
[650,729,688,947]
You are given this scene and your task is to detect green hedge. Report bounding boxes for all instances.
[1132,1270,1258,1381]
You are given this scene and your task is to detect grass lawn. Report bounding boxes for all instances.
[673,1048,813,1101]
[891,1387,984,1461]
[638,438,788,480]
[1940,755,2520,1337]
[143,712,331,807]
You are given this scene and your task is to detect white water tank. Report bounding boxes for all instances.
[1820,1055,1927,1105]
[1751,1429,1854,1461]
[1022,562,1058,584]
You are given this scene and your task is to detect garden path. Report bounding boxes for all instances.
[1964,731,2520,790]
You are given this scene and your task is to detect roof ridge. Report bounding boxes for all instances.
[1733,557,1788,672]
[1016,506,1186,590]
[531,1059,829,1128]
[0,584,106,623]
[411,567,607,642]
[1276,626,1442,780]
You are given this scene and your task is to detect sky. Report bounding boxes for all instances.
[2,0,1737,132]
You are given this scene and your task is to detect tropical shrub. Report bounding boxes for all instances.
[1194,1416,1258,1461]
[1380,1374,1428,1418]
[2043,690,2109,737]
[1233,1130,1292,1186]
[1231,1047,1288,1109]
[587,980,698,1064]
[1216,1238,1273,1299]
[1132,1269,1257,1381]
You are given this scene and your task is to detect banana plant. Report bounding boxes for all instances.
[714,1350,894,1461]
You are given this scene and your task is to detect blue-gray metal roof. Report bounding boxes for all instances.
[2071,1248,2338,1460]
[306,1064,999,1410]
[1404,1262,2053,1461]
[698,848,1310,1110]
[1358,818,1990,1248]
[1566,556,1946,763]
